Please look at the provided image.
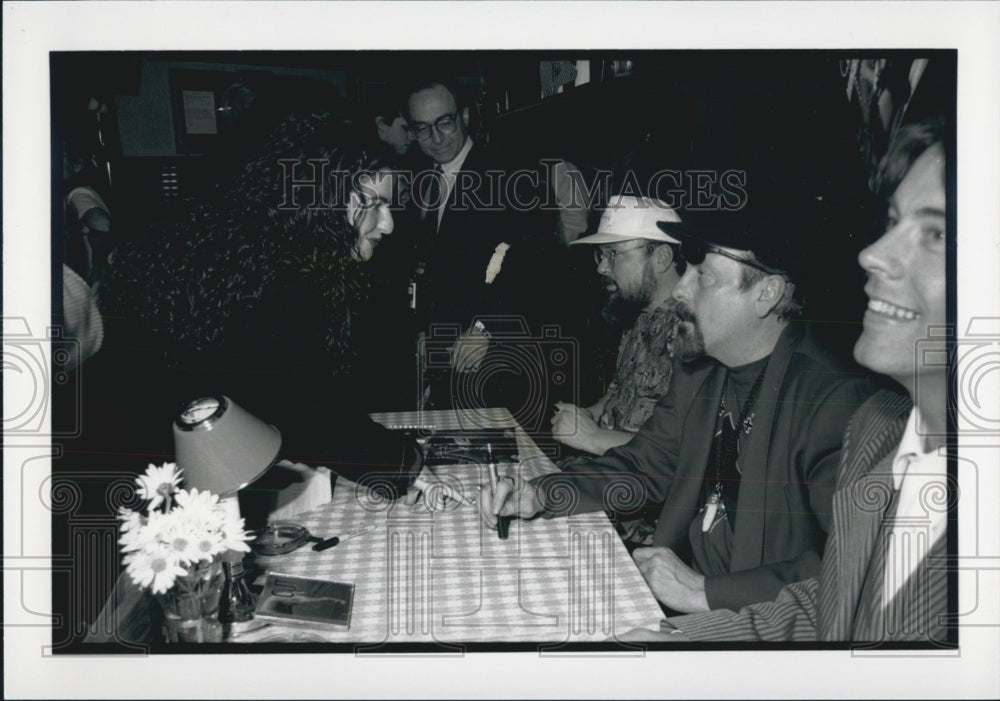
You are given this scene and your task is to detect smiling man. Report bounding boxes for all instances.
[618,116,951,642]
[402,75,559,416]
[481,183,874,614]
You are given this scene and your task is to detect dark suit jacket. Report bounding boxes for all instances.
[533,322,874,610]
[669,389,951,642]
[412,144,567,422]
[421,144,560,335]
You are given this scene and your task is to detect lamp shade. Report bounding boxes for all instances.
[173,395,281,496]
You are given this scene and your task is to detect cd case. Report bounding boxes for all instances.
[254,572,354,630]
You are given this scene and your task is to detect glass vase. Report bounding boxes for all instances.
[154,558,225,643]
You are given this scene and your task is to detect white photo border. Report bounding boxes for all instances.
[4,2,999,699]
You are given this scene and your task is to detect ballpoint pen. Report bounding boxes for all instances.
[311,524,377,552]
[486,443,511,540]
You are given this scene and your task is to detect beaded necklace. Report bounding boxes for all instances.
[702,360,769,532]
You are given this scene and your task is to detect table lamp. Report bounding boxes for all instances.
[173,395,280,496]
[173,395,281,632]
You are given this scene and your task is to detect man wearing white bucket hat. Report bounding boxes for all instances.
[551,195,685,459]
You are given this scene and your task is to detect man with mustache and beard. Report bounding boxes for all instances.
[619,117,952,643]
[550,195,686,549]
[482,185,874,615]
[551,195,685,457]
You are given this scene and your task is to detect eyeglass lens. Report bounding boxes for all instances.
[680,239,777,274]
[680,239,707,265]
[594,243,647,266]
[412,114,457,140]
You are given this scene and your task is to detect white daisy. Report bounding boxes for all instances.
[141,509,173,546]
[117,506,143,533]
[218,517,252,553]
[119,515,159,553]
[174,487,220,517]
[190,531,226,561]
[161,520,203,564]
[124,548,188,594]
[134,462,183,510]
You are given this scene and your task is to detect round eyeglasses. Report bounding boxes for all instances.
[410,113,459,141]
[593,242,648,267]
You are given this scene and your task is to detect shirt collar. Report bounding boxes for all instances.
[438,136,473,176]
[891,407,937,490]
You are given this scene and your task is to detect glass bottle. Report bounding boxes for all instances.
[218,552,256,635]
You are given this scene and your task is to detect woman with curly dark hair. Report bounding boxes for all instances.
[104,111,423,500]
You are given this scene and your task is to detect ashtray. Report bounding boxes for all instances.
[249,523,312,556]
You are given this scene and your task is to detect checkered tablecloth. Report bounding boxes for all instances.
[238,410,665,643]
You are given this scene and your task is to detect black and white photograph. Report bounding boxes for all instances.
[4,2,999,699]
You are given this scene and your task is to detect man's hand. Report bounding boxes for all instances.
[551,402,636,456]
[478,473,543,529]
[404,466,474,511]
[632,547,710,614]
[450,326,490,373]
[550,402,600,452]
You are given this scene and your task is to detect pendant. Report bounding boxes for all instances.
[702,486,723,532]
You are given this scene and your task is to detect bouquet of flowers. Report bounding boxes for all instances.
[118,462,252,595]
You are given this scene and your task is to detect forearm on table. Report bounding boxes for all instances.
[703,550,822,612]
[534,441,667,517]
[586,427,638,455]
[668,577,820,642]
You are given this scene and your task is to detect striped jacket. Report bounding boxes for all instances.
[668,389,951,642]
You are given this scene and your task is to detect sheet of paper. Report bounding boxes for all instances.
[182,90,218,134]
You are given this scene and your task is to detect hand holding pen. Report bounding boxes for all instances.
[404,466,475,511]
[485,443,512,539]
[479,445,543,533]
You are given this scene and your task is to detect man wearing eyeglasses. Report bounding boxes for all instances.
[481,187,874,615]
[404,76,559,408]
[617,117,952,643]
[551,195,685,459]
[548,195,686,550]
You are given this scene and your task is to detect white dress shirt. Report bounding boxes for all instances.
[884,407,948,607]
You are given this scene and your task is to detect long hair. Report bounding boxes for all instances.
[108,112,383,370]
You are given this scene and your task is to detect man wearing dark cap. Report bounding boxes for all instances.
[619,117,951,642]
[481,188,874,614]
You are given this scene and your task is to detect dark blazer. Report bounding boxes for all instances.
[420,143,560,334]
[410,143,566,423]
[534,322,874,610]
[669,389,951,642]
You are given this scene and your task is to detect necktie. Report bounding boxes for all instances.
[420,165,443,230]
[412,165,443,322]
